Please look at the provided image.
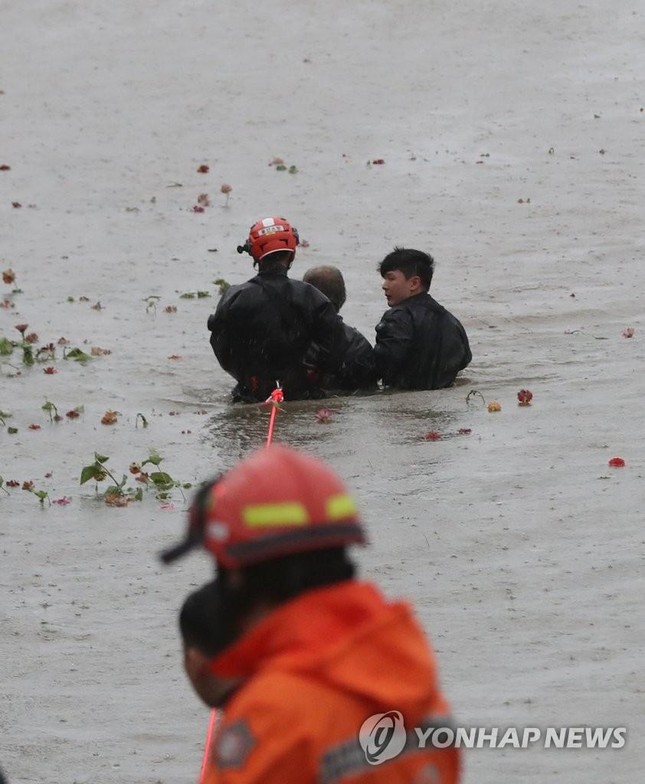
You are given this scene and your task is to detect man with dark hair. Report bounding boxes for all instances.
[303,265,375,393]
[207,217,347,402]
[375,247,471,389]
[163,445,461,784]
[179,581,244,708]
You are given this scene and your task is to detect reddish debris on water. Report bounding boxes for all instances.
[608,457,626,468]
[43,366,57,374]
[197,164,210,173]
[517,389,533,406]
[423,431,442,441]
[622,327,635,338]
[315,407,334,424]
[101,410,118,425]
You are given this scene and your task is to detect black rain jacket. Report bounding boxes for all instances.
[305,322,376,393]
[374,292,471,390]
[208,269,346,401]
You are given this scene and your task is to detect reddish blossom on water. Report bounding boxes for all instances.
[371,159,386,165]
[15,323,28,334]
[136,472,150,483]
[2,268,15,284]
[192,205,205,213]
[197,193,210,207]
[457,428,472,435]
[6,480,20,488]
[315,407,334,423]
[25,332,39,343]
[43,367,57,374]
[622,327,635,338]
[52,497,72,506]
[220,183,232,194]
[28,424,41,430]
[423,431,442,441]
[66,409,81,419]
[608,457,626,468]
[517,389,533,406]
[101,410,118,425]
[129,463,141,474]
[197,164,210,173]
[12,202,22,208]
[22,481,34,491]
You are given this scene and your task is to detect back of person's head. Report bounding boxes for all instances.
[303,265,347,312]
[179,580,226,657]
[237,216,300,269]
[379,247,434,291]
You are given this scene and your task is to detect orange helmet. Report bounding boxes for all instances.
[237,216,300,264]
[161,445,366,569]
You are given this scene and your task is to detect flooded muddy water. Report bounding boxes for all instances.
[2,1,644,782]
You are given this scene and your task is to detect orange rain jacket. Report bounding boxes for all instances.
[202,580,461,784]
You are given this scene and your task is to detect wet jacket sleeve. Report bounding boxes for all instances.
[373,307,415,385]
[203,711,315,784]
[207,288,239,376]
[308,294,349,374]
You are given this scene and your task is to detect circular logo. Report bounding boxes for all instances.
[359,710,407,765]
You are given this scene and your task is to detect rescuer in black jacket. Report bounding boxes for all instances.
[302,265,376,393]
[208,217,346,402]
[374,247,471,389]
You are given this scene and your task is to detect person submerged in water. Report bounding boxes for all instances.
[207,217,348,403]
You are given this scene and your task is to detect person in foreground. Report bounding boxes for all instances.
[162,445,461,784]
[207,217,346,402]
[302,265,376,393]
[374,247,471,389]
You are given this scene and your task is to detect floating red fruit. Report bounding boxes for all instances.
[608,457,625,468]
[517,389,533,406]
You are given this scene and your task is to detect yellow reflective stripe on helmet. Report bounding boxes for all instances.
[243,502,309,527]
[326,494,357,520]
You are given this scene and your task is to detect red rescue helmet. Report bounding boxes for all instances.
[237,216,300,264]
[160,445,366,569]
